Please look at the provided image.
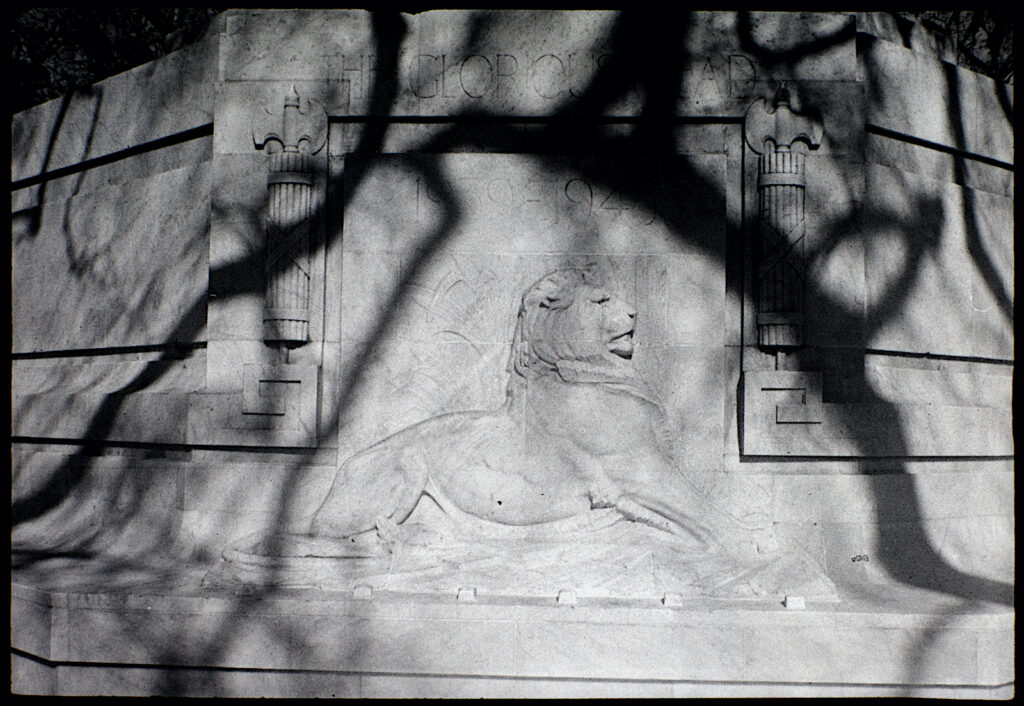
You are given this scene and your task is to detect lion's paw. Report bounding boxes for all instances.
[588,483,621,509]
[754,532,780,556]
[375,516,400,545]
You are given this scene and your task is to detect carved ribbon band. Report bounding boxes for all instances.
[758,171,806,187]
[268,171,314,186]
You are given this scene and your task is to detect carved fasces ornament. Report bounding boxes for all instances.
[744,87,823,348]
[253,87,327,346]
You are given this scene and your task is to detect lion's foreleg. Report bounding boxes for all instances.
[632,491,768,556]
[615,495,718,547]
[387,447,430,525]
[588,478,716,548]
[588,461,719,547]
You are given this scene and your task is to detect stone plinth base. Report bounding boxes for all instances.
[10,569,1013,698]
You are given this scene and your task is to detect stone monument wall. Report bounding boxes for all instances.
[12,25,222,561]
[12,11,1013,697]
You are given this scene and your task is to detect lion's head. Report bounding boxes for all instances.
[507,267,638,384]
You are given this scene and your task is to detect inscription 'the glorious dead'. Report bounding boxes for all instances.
[334,52,758,102]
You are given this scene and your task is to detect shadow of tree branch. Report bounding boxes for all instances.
[10,10,1014,692]
[736,10,855,67]
[942,61,1014,324]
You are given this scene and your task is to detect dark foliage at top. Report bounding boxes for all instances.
[10,8,224,115]
[9,10,1012,117]
[898,11,1013,83]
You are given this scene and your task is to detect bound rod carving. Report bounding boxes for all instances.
[744,86,822,349]
[253,86,327,346]
[265,148,312,344]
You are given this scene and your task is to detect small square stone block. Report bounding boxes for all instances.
[662,592,684,607]
[784,595,806,610]
[557,590,578,606]
[456,587,477,602]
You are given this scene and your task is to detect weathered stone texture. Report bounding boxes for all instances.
[10,9,1014,699]
[860,34,1013,163]
[11,33,217,183]
[863,163,1012,360]
[12,164,210,352]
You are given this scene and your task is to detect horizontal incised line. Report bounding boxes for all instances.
[11,436,318,454]
[11,342,206,360]
[11,123,214,191]
[866,124,1013,171]
[864,348,1013,366]
[328,114,744,125]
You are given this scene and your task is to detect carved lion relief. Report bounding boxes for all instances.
[311,266,769,554]
[212,267,836,601]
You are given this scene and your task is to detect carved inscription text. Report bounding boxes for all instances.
[329,52,758,104]
[415,176,660,225]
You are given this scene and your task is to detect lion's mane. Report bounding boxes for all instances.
[505,266,645,391]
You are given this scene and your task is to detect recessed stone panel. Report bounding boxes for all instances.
[337,151,728,459]
[216,10,856,120]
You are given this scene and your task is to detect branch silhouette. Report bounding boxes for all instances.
[11,11,1013,694]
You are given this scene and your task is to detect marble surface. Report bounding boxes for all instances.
[11,9,1014,699]
[11,562,1014,697]
[209,522,837,602]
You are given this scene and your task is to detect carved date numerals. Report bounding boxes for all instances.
[416,176,657,225]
